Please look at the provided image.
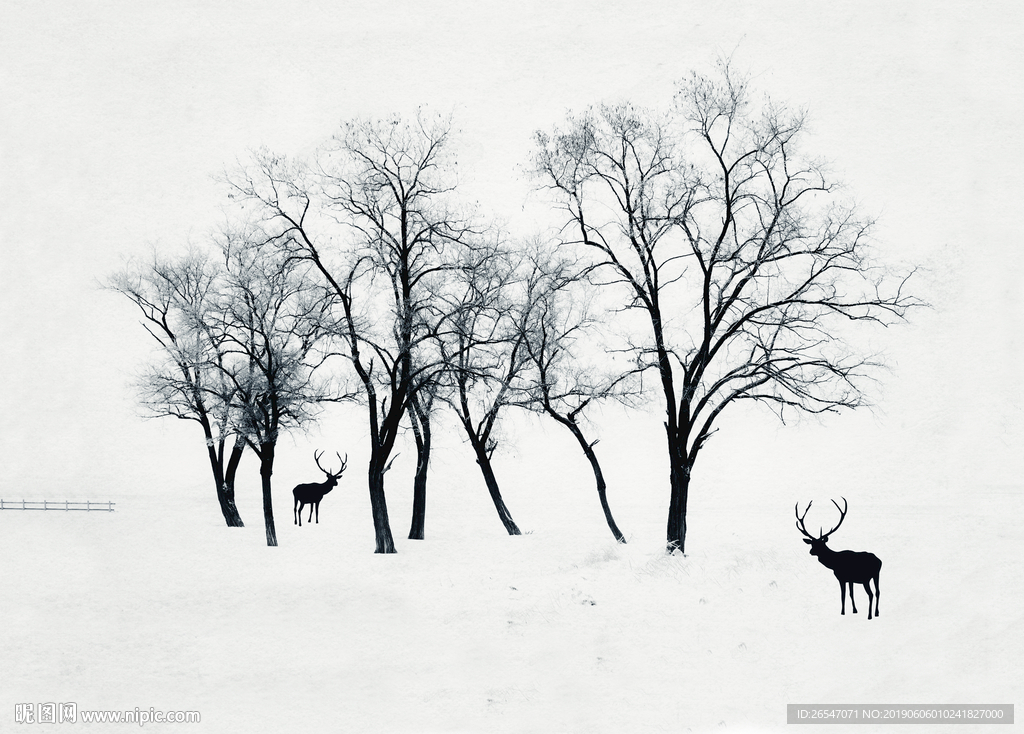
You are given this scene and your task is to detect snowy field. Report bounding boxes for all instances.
[2,413,1020,734]
[2,3,1022,733]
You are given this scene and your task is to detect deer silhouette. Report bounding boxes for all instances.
[293,451,347,526]
[796,498,882,619]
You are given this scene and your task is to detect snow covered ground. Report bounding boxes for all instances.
[2,413,1019,734]
[2,3,1022,733]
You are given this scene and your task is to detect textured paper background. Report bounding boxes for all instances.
[1,3,1020,732]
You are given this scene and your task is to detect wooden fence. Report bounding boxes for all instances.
[0,499,116,512]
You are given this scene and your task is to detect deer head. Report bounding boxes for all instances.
[795,497,848,557]
[315,450,348,487]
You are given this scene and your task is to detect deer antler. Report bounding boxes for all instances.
[821,497,848,540]
[315,450,348,478]
[796,497,849,541]
[314,450,328,475]
[795,501,817,540]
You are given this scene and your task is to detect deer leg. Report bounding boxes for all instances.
[873,575,881,617]
[839,580,846,615]
[848,582,858,614]
[308,504,314,523]
[315,502,319,524]
[863,582,874,620]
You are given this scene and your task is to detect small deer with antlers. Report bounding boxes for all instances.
[796,498,882,619]
[293,451,347,527]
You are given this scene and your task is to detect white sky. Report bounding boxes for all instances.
[1,1,1021,505]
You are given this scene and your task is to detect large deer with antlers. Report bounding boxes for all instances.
[795,498,882,619]
[293,451,347,527]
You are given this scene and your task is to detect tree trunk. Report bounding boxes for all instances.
[364,392,399,553]
[219,436,245,527]
[407,402,430,540]
[204,428,244,527]
[665,429,689,554]
[368,455,397,553]
[563,422,625,543]
[468,434,521,536]
[259,442,278,547]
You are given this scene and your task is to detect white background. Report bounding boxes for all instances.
[1,3,1021,732]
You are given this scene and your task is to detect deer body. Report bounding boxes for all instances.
[293,451,347,526]
[796,499,882,619]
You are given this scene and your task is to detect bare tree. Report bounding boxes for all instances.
[437,240,530,536]
[226,112,470,553]
[108,251,245,527]
[533,62,920,553]
[215,234,337,547]
[517,250,630,543]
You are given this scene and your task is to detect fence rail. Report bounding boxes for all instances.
[0,499,116,512]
